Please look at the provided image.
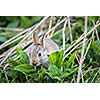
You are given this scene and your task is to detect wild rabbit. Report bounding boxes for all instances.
[27,32,59,69]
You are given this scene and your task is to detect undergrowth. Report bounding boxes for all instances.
[0,16,100,83]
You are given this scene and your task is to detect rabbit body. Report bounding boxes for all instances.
[27,32,59,69]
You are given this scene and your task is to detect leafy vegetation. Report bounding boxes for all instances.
[0,16,100,83]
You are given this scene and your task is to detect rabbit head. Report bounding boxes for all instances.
[31,32,49,69]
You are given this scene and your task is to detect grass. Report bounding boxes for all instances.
[0,16,100,83]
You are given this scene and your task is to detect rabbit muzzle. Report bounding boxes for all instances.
[38,53,50,69]
[41,59,50,69]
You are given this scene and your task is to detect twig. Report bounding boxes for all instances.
[64,22,100,61]
[0,33,26,50]
[0,16,49,66]
[2,17,66,69]
[0,24,36,50]
[75,33,93,66]
[63,40,84,60]
[87,67,100,72]
[49,30,55,38]
[93,20,99,40]
[77,16,88,83]
[80,66,100,82]
[75,52,80,65]
[0,34,31,61]
[62,17,68,50]
[91,69,100,83]
[79,30,95,81]
[2,38,33,69]
[85,78,91,83]
[43,17,67,42]
[4,70,9,83]
[95,77,100,83]
[45,17,67,36]
[64,20,100,58]
[2,39,34,69]
[50,29,62,38]
[48,17,54,38]
[48,17,53,31]
[0,46,15,59]
[71,76,76,83]
[83,31,94,60]
[68,16,73,43]
[83,66,92,77]
[0,17,66,67]
[49,17,67,39]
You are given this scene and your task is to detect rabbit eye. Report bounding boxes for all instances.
[38,52,41,57]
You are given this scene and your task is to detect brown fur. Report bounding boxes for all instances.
[27,32,59,68]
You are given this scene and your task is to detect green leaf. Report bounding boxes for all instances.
[14,64,34,74]
[16,46,23,56]
[49,52,57,64]
[36,68,47,81]
[7,21,19,28]
[49,50,64,68]
[19,51,30,64]
[8,58,19,68]
[48,64,62,80]
[16,47,30,64]
[32,16,43,23]
[65,52,76,68]
[20,16,31,27]
[6,70,16,77]
[95,40,100,47]
[62,67,77,78]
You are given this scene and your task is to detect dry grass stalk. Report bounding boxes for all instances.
[68,16,73,43]
[0,24,36,50]
[0,17,67,67]
[45,17,67,36]
[64,21,100,56]
[91,69,100,83]
[63,40,84,60]
[83,31,94,60]
[93,20,100,40]
[62,17,68,50]
[0,16,49,66]
[48,17,54,38]
[77,16,88,83]
[4,70,9,83]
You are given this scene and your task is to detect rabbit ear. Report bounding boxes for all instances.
[40,34,46,48]
[33,32,40,45]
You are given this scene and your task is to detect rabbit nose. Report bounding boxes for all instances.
[42,60,50,69]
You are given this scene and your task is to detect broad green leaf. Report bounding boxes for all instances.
[49,50,64,68]
[57,50,64,67]
[14,64,34,74]
[48,64,62,80]
[16,47,30,64]
[7,21,19,28]
[8,58,19,68]
[65,52,76,68]
[19,51,30,64]
[20,16,31,27]
[6,70,16,77]
[62,67,77,78]
[32,16,43,23]
[95,40,100,47]
[16,46,23,56]
[49,52,57,64]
